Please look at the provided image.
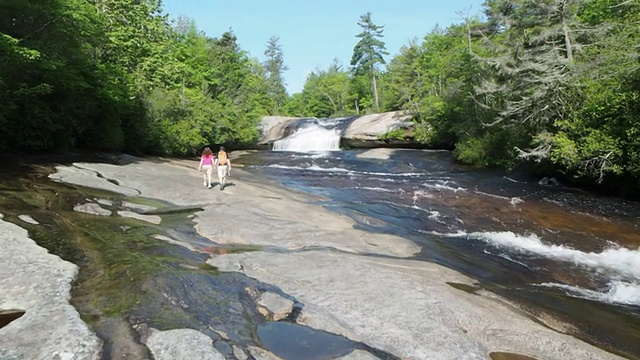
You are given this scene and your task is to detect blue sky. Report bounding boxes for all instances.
[161,0,486,94]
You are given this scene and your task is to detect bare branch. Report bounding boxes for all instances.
[582,151,615,184]
[515,143,552,162]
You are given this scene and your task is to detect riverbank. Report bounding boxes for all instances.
[0,153,629,359]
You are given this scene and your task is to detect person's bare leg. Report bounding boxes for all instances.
[206,167,213,188]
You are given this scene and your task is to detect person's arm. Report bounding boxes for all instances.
[198,157,203,171]
[213,157,219,169]
[227,159,231,175]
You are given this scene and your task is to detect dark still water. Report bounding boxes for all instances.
[239,147,640,359]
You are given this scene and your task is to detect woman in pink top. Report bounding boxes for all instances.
[198,146,215,188]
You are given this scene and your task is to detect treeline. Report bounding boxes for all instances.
[291,1,640,192]
[1,0,283,155]
[2,0,639,192]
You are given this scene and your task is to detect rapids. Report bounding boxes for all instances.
[247,122,640,358]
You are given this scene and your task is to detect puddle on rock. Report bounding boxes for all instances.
[257,322,399,360]
[258,322,357,360]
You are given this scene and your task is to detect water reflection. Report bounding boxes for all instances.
[258,322,356,360]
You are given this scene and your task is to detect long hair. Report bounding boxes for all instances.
[202,146,213,156]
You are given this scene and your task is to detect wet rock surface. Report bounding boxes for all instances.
[74,202,112,216]
[0,216,102,360]
[209,250,622,360]
[0,154,632,360]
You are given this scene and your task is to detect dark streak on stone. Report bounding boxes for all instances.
[0,309,26,329]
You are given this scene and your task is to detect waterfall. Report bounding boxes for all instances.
[272,124,341,152]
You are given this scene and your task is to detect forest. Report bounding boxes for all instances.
[1,0,639,195]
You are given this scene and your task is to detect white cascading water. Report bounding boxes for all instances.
[272,124,341,152]
[433,230,640,306]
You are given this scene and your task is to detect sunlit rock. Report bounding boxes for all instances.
[117,210,161,224]
[259,111,416,149]
[0,218,102,359]
[257,292,294,321]
[233,345,249,360]
[209,250,624,360]
[145,328,224,360]
[247,346,282,360]
[342,111,414,147]
[74,203,112,216]
[96,198,114,207]
[121,201,157,212]
[17,215,38,225]
[335,349,381,360]
[259,116,302,148]
[49,165,139,196]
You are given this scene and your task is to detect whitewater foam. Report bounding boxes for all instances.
[272,125,341,152]
[423,183,466,193]
[436,230,640,280]
[538,281,640,306]
[429,230,640,307]
[265,164,425,178]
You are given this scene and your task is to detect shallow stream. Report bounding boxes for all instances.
[241,148,640,359]
[0,156,391,359]
[1,148,640,359]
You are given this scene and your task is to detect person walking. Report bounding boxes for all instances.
[214,146,231,190]
[198,146,215,189]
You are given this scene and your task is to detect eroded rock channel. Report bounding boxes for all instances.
[0,154,634,360]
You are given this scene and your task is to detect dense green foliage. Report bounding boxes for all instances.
[1,0,272,155]
[2,1,639,192]
[290,2,640,193]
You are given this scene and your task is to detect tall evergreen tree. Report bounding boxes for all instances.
[474,0,587,160]
[263,36,288,113]
[350,12,389,110]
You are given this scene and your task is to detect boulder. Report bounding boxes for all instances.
[256,292,294,321]
[341,111,414,148]
[258,112,417,149]
[259,116,304,146]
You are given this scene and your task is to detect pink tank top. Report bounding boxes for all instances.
[201,155,213,165]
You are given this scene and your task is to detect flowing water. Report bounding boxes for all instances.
[0,156,389,359]
[2,122,640,359]
[244,121,640,359]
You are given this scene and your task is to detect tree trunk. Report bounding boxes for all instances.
[562,20,573,63]
[560,0,574,63]
[372,72,379,109]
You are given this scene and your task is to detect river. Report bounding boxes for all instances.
[242,120,640,359]
[1,123,639,359]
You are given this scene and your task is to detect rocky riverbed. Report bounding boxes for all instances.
[0,153,629,360]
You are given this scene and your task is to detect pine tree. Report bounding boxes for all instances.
[263,36,288,113]
[350,12,389,110]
